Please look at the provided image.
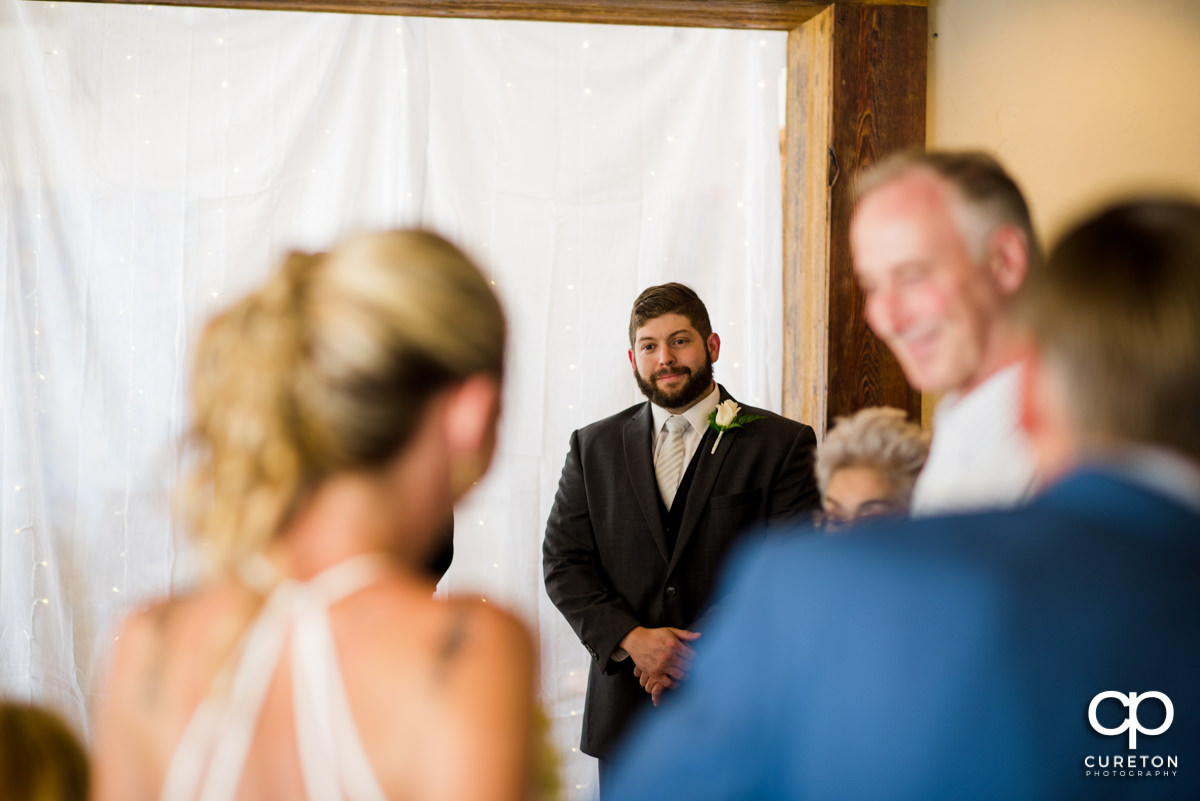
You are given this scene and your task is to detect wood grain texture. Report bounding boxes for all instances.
[781,8,833,436]
[55,0,925,29]
[824,3,925,426]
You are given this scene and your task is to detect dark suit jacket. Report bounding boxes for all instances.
[543,385,819,758]
[610,467,1200,800]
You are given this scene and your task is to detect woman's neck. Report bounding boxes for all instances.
[268,472,406,581]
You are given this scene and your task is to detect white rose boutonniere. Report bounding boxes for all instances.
[707,399,766,454]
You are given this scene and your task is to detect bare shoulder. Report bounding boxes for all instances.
[101,580,255,724]
[104,596,181,706]
[418,598,538,801]
[91,593,202,801]
[436,597,536,677]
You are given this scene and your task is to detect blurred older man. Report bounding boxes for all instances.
[851,151,1041,514]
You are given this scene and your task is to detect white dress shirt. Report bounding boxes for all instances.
[912,364,1039,517]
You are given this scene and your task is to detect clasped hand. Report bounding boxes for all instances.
[620,626,700,706]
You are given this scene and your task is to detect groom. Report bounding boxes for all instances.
[543,283,819,793]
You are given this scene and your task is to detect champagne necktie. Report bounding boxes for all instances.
[655,415,691,510]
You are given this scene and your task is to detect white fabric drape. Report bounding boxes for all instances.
[0,3,786,797]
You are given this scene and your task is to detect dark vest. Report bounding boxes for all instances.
[656,427,712,555]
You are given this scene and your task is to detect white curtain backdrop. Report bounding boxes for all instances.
[0,2,786,797]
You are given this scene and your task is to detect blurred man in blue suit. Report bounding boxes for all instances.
[609,197,1200,800]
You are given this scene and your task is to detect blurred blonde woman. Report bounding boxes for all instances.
[92,232,537,801]
[0,700,89,801]
[815,407,930,530]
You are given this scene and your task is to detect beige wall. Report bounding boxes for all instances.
[922,0,1200,422]
[929,0,1200,239]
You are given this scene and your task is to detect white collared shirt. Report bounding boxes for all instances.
[912,364,1039,516]
[650,383,722,468]
[1088,445,1200,516]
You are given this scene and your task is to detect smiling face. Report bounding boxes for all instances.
[851,170,1011,395]
[628,313,719,412]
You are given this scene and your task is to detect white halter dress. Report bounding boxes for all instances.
[159,554,393,801]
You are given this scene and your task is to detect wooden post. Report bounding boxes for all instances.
[782,3,925,435]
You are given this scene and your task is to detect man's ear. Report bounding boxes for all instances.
[988,225,1030,296]
[628,349,636,371]
[1018,342,1078,484]
[707,332,721,363]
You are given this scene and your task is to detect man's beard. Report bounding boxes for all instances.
[634,355,715,410]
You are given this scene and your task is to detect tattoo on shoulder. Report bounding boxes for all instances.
[435,607,471,679]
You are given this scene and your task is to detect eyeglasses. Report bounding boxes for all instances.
[815,503,905,533]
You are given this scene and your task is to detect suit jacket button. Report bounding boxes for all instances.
[665,585,677,598]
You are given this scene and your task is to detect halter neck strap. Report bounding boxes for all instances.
[160,553,394,801]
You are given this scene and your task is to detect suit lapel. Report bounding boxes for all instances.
[624,403,671,562]
[668,387,738,573]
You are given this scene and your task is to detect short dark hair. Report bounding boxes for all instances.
[855,150,1042,271]
[628,283,713,346]
[1015,198,1200,461]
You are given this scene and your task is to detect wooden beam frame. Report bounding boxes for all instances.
[63,0,926,434]
[785,3,925,433]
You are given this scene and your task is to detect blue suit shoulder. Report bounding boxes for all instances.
[614,476,1200,800]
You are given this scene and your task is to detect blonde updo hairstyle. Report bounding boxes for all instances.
[182,231,505,572]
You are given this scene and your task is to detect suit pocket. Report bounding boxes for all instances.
[709,488,762,510]
[699,488,766,567]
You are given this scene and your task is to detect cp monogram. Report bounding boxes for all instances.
[1088,691,1174,749]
